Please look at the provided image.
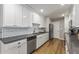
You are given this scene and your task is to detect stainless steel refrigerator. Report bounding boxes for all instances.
[49,24,53,39]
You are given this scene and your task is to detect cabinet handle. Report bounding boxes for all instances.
[17,45,21,48]
[18,42,21,44]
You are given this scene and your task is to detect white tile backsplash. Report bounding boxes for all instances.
[0,27,2,33]
[2,27,33,38]
[0,26,46,38]
[0,27,2,38]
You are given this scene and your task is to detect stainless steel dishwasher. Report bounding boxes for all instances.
[27,35,36,54]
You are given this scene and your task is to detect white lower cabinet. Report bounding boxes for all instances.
[36,33,49,49]
[1,39,27,54]
[19,40,27,54]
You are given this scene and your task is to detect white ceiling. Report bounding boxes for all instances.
[28,4,73,19]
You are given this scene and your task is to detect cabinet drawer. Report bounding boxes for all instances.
[1,39,27,54]
[3,39,26,47]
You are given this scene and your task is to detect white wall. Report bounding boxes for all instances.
[52,18,64,40]
[52,21,60,39]
[59,19,64,40]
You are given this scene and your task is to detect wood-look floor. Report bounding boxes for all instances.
[33,39,65,54]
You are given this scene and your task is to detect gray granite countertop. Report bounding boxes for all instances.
[0,32,48,44]
[0,34,35,44]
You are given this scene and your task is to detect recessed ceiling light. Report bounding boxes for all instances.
[61,14,64,16]
[23,16,27,18]
[60,4,64,6]
[40,9,44,13]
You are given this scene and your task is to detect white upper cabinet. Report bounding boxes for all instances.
[74,5,79,27]
[32,12,40,24]
[0,5,3,27]
[72,5,79,27]
[22,6,32,27]
[3,4,16,26]
[32,12,46,27]
[3,4,33,27]
[40,16,46,27]
[2,4,46,27]
[3,4,23,27]
[15,5,23,27]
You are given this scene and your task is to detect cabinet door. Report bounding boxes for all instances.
[0,5,3,27]
[36,38,42,49]
[18,39,27,54]
[1,39,27,54]
[15,5,23,26]
[72,5,79,27]
[3,45,18,54]
[40,16,46,27]
[32,12,40,24]
[43,33,49,42]
[2,41,19,54]
[22,6,32,27]
[74,5,79,27]
[3,4,16,26]
[36,33,49,49]
[36,37,46,49]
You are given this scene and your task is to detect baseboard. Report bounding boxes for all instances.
[53,37,65,41]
